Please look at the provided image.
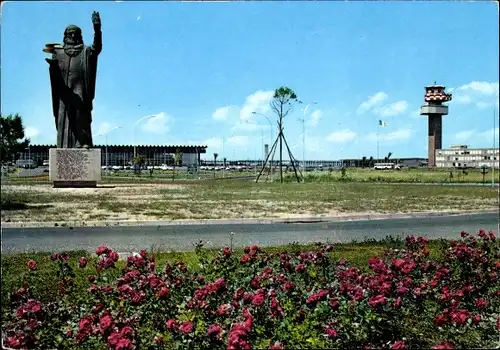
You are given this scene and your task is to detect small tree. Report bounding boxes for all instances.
[213,153,218,178]
[361,156,367,169]
[133,155,145,175]
[270,87,299,183]
[0,114,30,165]
[172,148,183,181]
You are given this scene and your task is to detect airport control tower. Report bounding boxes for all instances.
[420,83,453,168]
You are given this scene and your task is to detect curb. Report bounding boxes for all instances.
[1,210,497,229]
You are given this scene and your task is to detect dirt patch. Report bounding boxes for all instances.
[2,182,497,224]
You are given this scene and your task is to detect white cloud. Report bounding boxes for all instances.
[212,106,237,121]
[326,129,357,143]
[203,137,223,150]
[453,94,473,105]
[239,90,274,122]
[94,122,113,136]
[141,112,173,134]
[455,129,475,141]
[24,126,40,139]
[367,128,412,142]
[357,92,388,115]
[310,110,322,127]
[456,81,499,95]
[375,100,408,117]
[451,81,499,107]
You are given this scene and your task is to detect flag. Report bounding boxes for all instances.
[378,120,387,127]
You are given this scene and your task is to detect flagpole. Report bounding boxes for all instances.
[377,121,380,161]
[377,131,379,161]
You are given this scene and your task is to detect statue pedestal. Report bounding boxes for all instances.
[49,148,101,188]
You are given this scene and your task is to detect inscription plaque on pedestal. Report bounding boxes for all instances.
[49,148,101,188]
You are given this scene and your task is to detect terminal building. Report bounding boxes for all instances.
[18,144,207,167]
[435,145,499,169]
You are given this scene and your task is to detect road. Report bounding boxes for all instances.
[1,212,497,253]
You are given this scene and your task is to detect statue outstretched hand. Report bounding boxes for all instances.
[92,11,101,29]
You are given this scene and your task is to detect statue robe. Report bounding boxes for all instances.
[48,30,102,148]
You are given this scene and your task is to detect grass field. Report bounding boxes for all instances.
[4,167,499,185]
[286,167,500,183]
[1,179,497,223]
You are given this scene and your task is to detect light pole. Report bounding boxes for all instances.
[134,114,159,159]
[245,120,265,162]
[252,112,274,174]
[251,112,273,149]
[298,102,318,171]
[97,126,122,175]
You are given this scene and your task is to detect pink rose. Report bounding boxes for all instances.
[79,257,88,268]
[179,321,194,334]
[27,260,37,271]
[99,314,113,333]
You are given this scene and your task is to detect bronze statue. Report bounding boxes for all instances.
[44,11,102,148]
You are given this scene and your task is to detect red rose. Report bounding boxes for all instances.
[368,294,386,308]
[434,313,447,326]
[295,264,306,272]
[241,254,250,264]
[179,321,194,334]
[223,247,232,256]
[154,336,164,344]
[432,343,455,349]
[79,315,93,333]
[96,245,110,256]
[393,297,402,308]
[207,323,222,339]
[116,337,133,350]
[251,293,266,307]
[325,327,337,338]
[27,260,37,270]
[99,314,113,333]
[157,287,170,300]
[50,252,59,261]
[329,298,339,311]
[392,259,405,270]
[120,326,134,339]
[58,252,69,261]
[107,332,121,347]
[31,302,42,314]
[166,319,179,331]
[475,298,488,309]
[79,257,88,268]
[392,340,407,350]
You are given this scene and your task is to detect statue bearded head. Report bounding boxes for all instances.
[64,25,83,46]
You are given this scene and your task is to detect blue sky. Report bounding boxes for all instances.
[1,1,499,160]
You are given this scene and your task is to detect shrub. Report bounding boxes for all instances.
[2,231,499,349]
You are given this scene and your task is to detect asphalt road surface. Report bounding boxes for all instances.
[2,212,497,253]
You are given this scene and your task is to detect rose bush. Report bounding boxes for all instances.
[2,230,499,349]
